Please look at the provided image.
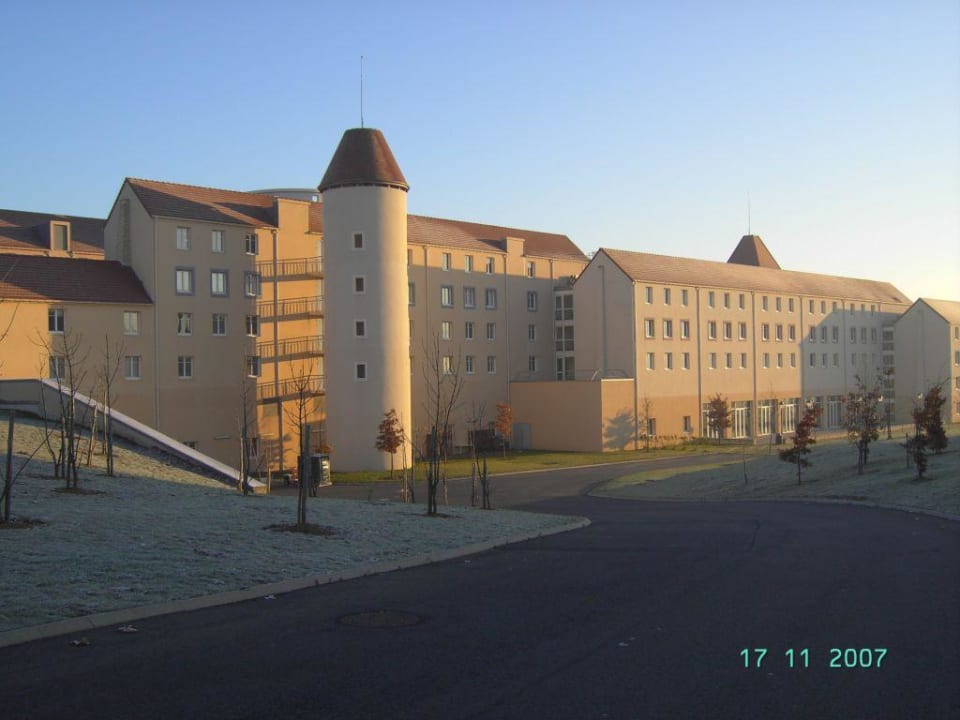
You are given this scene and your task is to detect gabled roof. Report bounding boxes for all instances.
[727,234,780,269]
[407,214,588,262]
[599,247,910,304]
[318,128,408,193]
[0,209,104,256]
[0,254,151,304]
[912,298,960,325]
[126,178,278,228]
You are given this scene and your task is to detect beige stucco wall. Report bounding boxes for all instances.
[894,302,959,425]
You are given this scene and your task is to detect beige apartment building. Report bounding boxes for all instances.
[0,126,954,470]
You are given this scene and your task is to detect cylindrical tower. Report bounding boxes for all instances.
[318,128,411,471]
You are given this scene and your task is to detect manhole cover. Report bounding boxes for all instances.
[338,610,422,628]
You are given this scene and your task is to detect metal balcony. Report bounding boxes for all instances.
[257,335,323,361]
[258,295,323,320]
[257,374,325,403]
[257,256,323,279]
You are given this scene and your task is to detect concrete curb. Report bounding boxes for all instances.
[0,516,590,650]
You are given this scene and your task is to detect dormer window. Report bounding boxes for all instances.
[51,222,70,251]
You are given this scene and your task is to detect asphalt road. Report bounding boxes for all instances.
[2,460,958,719]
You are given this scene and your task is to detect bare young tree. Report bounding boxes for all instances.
[422,334,464,516]
[100,335,124,476]
[236,363,258,496]
[779,404,820,484]
[37,329,90,489]
[283,359,318,492]
[706,393,731,444]
[844,374,882,475]
[638,394,653,451]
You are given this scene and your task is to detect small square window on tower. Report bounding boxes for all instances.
[355,362,367,380]
[354,276,365,294]
[353,232,364,249]
[355,320,366,338]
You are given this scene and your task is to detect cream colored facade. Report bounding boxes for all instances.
[894,299,960,425]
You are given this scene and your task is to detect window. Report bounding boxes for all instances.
[725,352,733,369]
[440,286,454,308]
[721,292,730,309]
[485,288,497,309]
[354,276,365,294]
[353,232,364,249]
[955,350,960,366]
[123,311,140,335]
[832,326,839,343]
[485,257,495,274]
[465,355,475,374]
[355,320,366,338]
[822,353,828,367]
[211,230,224,253]
[177,355,193,379]
[681,289,689,306]
[740,353,747,369]
[644,318,655,338]
[245,315,260,337]
[860,328,867,343]
[850,327,857,343]
[663,319,673,339]
[761,324,769,341]
[355,362,367,380]
[708,321,717,340]
[708,291,715,308]
[528,355,538,372]
[408,282,415,306]
[212,314,227,336]
[788,298,794,312]
[709,352,717,369]
[809,299,815,313]
[665,352,674,370]
[465,322,474,340]
[176,312,192,335]
[465,255,473,273]
[775,324,783,342]
[739,322,747,341]
[775,297,782,312]
[244,233,258,255]
[809,327,816,342]
[680,319,691,340]
[723,322,732,340]
[790,353,796,368]
[247,356,261,378]
[645,287,653,303]
[526,291,538,311]
[871,328,877,343]
[463,287,476,308]
[776,353,783,368]
[176,227,190,250]
[52,224,68,250]
[788,325,796,342]
[486,322,496,340]
[683,416,693,433]
[833,353,839,367]
[761,296,768,311]
[243,272,261,297]
[664,288,671,305]
[441,321,452,340]
[851,353,857,366]
[123,355,141,380]
[738,293,745,310]
[810,353,817,367]
[48,308,64,333]
[526,261,536,278]
[442,355,454,374]
[528,324,536,341]
[646,352,655,370]
[49,355,65,379]
[442,252,451,270]
[210,270,228,296]
[819,326,827,342]
[175,268,194,295]
[681,352,690,370]
[762,353,769,369]
[487,355,496,373]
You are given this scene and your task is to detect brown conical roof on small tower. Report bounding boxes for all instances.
[727,234,781,269]
[318,128,409,193]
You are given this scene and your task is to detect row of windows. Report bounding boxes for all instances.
[173,313,260,336]
[438,251,538,278]
[50,354,143,380]
[174,268,260,297]
[176,227,258,255]
[643,351,801,371]
[431,321,538,342]
[644,287,880,317]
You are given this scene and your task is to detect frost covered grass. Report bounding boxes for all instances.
[0,416,581,633]
[595,432,960,516]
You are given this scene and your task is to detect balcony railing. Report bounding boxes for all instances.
[257,256,323,279]
[258,295,323,320]
[257,374,325,402]
[257,335,323,361]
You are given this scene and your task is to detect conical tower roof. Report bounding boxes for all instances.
[318,128,409,193]
[727,234,780,269]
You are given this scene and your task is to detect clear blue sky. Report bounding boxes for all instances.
[2,0,957,302]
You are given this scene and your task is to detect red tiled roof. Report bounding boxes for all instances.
[318,128,409,193]
[407,214,588,261]
[0,209,104,256]
[0,254,152,304]
[600,248,910,304]
[727,234,781,269]
[126,178,278,227]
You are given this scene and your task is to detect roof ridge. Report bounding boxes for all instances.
[126,177,274,200]
[410,212,572,240]
[0,208,106,222]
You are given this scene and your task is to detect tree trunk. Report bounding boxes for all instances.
[4,411,14,522]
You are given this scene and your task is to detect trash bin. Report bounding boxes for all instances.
[311,453,331,486]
